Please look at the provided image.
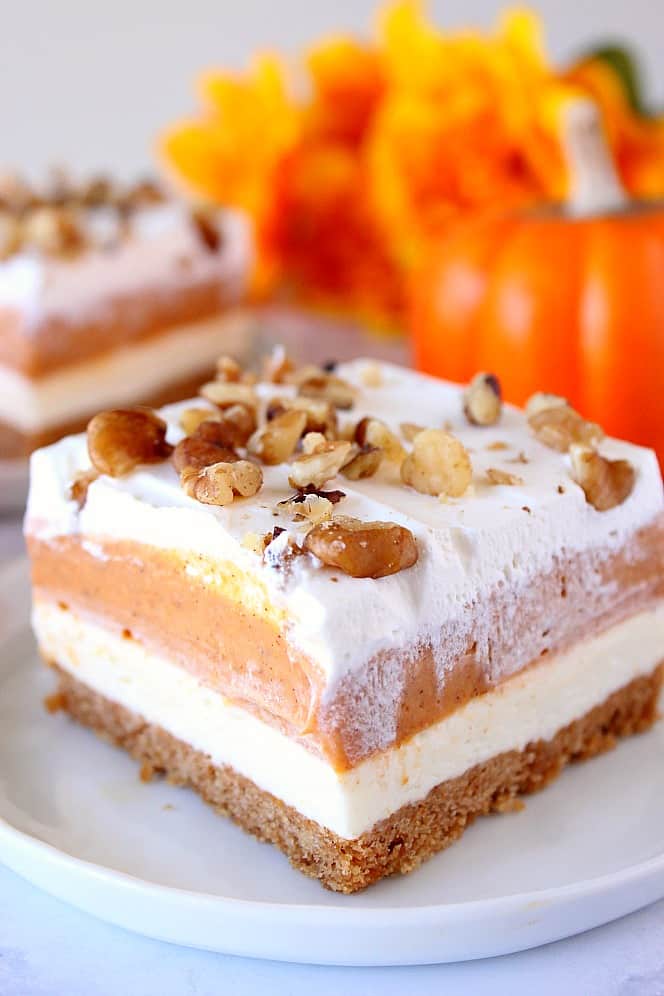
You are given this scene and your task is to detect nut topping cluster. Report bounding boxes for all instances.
[72,356,639,584]
[0,171,166,260]
[524,390,633,510]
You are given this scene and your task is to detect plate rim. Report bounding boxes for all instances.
[2,804,664,920]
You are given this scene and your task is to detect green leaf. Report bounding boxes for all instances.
[578,43,649,117]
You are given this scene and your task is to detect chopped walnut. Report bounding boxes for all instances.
[569,445,635,511]
[400,422,426,443]
[528,405,603,452]
[200,380,258,411]
[486,440,509,451]
[354,417,405,462]
[360,362,384,387]
[181,459,263,505]
[288,440,354,490]
[215,355,242,382]
[172,435,238,473]
[279,485,346,508]
[179,407,222,436]
[263,528,304,572]
[401,429,472,497]
[192,408,256,448]
[463,372,502,426]
[23,206,85,257]
[69,468,98,507]
[486,467,525,486]
[304,516,418,579]
[301,431,328,454]
[241,531,268,556]
[180,407,252,447]
[261,345,294,384]
[294,367,356,410]
[266,396,337,438]
[87,408,173,477]
[249,409,307,465]
[341,445,383,480]
[525,392,567,417]
[282,492,334,525]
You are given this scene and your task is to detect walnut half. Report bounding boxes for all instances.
[249,409,307,465]
[304,516,418,578]
[401,429,472,497]
[569,445,635,511]
[528,405,603,452]
[288,440,354,489]
[87,408,173,477]
[463,372,502,426]
[181,460,263,506]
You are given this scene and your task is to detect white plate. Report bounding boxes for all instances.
[0,557,663,966]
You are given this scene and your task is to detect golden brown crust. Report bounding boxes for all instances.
[49,662,663,893]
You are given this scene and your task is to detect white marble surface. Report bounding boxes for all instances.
[1,863,663,996]
[1,513,663,993]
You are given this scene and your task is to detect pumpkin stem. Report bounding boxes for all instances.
[562,99,627,215]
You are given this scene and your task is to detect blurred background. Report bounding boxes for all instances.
[1,0,663,507]
[3,0,663,175]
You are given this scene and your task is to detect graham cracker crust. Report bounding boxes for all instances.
[49,663,662,893]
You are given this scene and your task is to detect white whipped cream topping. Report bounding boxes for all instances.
[0,204,251,332]
[0,311,254,432]
[32,600,664,838]
[26,361,664,695]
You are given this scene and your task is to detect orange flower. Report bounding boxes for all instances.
[304,37,385,146]
[162,54,299,293]
[159,1,664,326]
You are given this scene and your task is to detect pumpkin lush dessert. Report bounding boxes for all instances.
[25,354,664,892]
[0,173,252,458]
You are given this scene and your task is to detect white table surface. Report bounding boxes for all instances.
[1,512,663,995]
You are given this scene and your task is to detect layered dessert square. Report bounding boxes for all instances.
[25,355,663,892]
[0,173,252,458]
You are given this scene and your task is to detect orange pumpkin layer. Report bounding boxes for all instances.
[27,521,664,770]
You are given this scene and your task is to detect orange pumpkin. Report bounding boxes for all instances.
[411,100,664,462]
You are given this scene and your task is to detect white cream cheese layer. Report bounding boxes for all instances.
[0,311,253,432]
[26,360,664,695]
[33,600,664,839]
